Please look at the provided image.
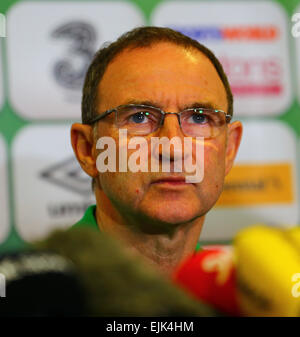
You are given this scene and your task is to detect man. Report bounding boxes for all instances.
[70,26,242,275]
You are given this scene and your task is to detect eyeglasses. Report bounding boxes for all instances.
[85,104,232,138]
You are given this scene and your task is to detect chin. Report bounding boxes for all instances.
[140,201,201,228]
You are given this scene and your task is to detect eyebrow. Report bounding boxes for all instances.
[122,100,220,111]
[181,102,220,111]
[122,99,162,109]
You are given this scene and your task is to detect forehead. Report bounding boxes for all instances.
[98,42,228,112]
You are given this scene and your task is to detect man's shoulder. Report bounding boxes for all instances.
[71,204,99,230]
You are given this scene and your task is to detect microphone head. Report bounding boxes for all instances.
[234,225,300,317]
[0,250,87,316]
[173,246,240,316]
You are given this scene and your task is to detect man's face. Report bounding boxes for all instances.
[93,42,232,232]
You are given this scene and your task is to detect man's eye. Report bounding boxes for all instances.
[188,113,209,124]
[128,111,150,124]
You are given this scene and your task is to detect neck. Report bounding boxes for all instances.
[94,188,204,276]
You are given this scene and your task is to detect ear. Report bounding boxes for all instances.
[225,121,243,176]
[71,123,98,178]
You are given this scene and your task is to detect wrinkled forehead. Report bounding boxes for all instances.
[100,42,220,83]
[97,42,228,112]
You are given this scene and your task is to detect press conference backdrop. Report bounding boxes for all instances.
[0,0,300,252]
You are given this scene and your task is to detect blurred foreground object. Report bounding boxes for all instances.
[0,251,87,316]
[174,225,300,317]
[235,225,300,316]
[4,227,216,316]
[173,245,239,316]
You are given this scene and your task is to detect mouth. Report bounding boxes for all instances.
[151,176,191,186]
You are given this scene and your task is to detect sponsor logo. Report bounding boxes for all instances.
[170,25,278,41]
[51,21,97,90]
[216,163,294,207]
[168,26,282,97]
[40,156,92,196]
[220,55,282,97]
[39,156,94,220]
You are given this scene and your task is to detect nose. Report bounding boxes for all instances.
[158,113,183,139]
[156,113,187,164]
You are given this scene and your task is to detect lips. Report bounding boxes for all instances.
[152,176,188,185]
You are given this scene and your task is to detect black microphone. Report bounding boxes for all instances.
[0,250,87,316]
